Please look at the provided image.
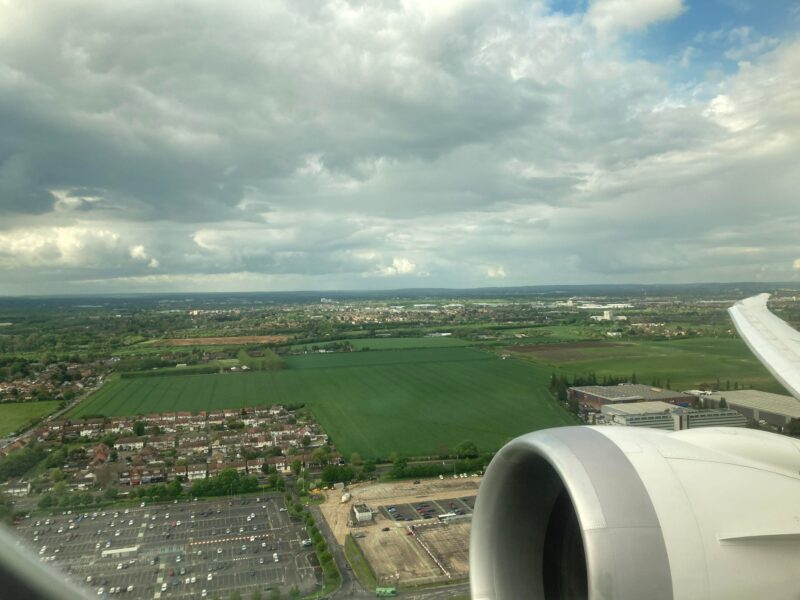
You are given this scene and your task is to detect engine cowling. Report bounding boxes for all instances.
[470,425,800,600]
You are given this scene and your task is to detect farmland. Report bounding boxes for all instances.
[508,337,783,393]
[0,401,61,437]
[292,336,472,351]
[69,347,575,458]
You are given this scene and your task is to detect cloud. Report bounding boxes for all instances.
[0,1,797,293]
[0,226,121,267]
[487,265,506,279]
[794,259,800,271]
[586,0,685,39]
[380,257,417,277]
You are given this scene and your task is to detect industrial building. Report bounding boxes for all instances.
[352,503,373,523]
[601,401,747,431]
[703,390,800,429]
[570,384,693,411]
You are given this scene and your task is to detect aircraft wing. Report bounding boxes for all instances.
[728,293,800,400]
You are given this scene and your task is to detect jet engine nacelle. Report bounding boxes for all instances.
[470,426,800,600]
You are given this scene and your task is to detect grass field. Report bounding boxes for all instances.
[0,401,61,437]
[70,348,575,458]
[508,336,783,393]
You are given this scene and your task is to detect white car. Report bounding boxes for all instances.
[201,591,207,598]
[127,520,133,526]
[126,586,134,593]
[161,583,167,592]
[97,588,104,596]
[190,576,196,584]
[207,573,213,581]
[279,508,287,512]
[217,548,222,554]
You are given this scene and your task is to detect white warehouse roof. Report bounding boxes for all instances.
[706,390,800,420]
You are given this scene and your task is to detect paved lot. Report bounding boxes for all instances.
[379,496,473,523]
[14,494,322,599]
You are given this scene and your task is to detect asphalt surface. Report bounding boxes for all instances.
[14,494,323,599]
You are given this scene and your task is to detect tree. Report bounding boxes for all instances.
[230,592,242,600]
[349,452,362,466]
[301,435,311,447]
[251,592,262,600]
[719,397,728,409]
[132,421,146,436]
[291,459,302,476]
[289,586,300,599]
[390,456,408,478]
[454,440,478,459]
[269,589,281,600]
[362,460,376,475]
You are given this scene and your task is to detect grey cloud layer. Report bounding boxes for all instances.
[0,0,798,293]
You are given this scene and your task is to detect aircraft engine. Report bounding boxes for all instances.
[470,425,800,600]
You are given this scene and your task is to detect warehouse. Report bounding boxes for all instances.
[704,390,800,429]
[570,384,693,411]
[601,401,746,431]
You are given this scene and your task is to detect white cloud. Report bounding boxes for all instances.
[793,259,800,270]
[586,0,685,39]
[380,257,417,276]
[487,265,506,279]
[129,245,148,261]
[0,226,122,267]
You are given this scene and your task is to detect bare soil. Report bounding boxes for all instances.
[318,477,479,587]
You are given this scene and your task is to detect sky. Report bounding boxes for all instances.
[0,0,799,294]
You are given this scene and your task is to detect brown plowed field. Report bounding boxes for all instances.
[160,335,289,346]
[507,341,629,361]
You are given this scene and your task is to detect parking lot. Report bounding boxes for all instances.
[379,496,473,523]
[14,494,322,599]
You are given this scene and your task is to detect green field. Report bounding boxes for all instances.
[509,337,783,393]
[0,401,61,437]
[69,348,575,459]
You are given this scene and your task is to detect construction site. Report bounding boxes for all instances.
[318,476,480,588]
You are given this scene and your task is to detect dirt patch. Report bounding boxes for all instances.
[318,477,478,588]
[507,341,629,361]
[416,522,471,578]
[159,335,290,346]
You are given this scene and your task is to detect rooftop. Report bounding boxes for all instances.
[601,401,678,415]
[706,390,800,419]
[571,384,691,402]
